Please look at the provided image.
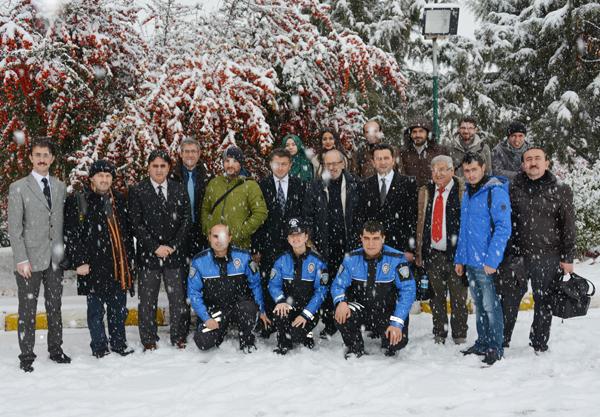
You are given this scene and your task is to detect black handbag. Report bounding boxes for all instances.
[550,273,595,319]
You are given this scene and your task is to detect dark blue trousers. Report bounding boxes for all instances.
[86,291,128,354]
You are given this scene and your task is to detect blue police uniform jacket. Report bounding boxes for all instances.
[454,176,511,270]
[268,249,329,321]
[330,245,416,329]
[188,247,265,323]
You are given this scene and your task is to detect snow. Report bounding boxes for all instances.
[1,247,599,415]
[1,308,599,417]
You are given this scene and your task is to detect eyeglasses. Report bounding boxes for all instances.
[431,167,453,174]
[324,161,344,168]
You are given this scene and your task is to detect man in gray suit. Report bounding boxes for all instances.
[8,137,71,372]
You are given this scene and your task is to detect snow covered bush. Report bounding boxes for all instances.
[0,0,146,195]
[69,0,408,185]
[555,157,600,255]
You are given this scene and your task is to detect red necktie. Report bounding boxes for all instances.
[432,187,444,242]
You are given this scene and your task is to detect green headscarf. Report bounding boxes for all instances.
[281,134,314,182]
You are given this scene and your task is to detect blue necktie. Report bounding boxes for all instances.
[277,180,286,212]
[187,171,195,223]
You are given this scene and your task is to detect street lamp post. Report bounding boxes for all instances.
[422,4,460,142]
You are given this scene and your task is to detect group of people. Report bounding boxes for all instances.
[7,115,575,372]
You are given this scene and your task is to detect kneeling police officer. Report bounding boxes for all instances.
[331,221,416,358]
[268,218,329,354]
[188,224,270,352]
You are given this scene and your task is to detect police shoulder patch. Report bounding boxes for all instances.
[397,264,411,281]
[320,272,329,285]
[249,261,258,273]
[233,258,242,269]
[382,263,391,274]
[188,266,197,278]
[307,262,315,273]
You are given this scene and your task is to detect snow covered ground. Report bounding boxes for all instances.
[1,247,599,417]
[1,308,599,417]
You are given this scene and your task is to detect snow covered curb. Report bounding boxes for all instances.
[2,247,599,331]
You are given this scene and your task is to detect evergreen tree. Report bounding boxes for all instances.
[471,0,600,161]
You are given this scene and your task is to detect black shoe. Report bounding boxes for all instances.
[461,345,486,356]
[303,333,315,349]
[319,327,337,340]
[112,347,135,357]
[384,348,397,357]
[259,327,275,339]
[529,342,548,353]
[482,349,502,366]
[93,349,110,359]
[20,360,34,373]
[273,347,290,355]
[241,344,257,354]
[503,341,510,348]
[49,352,71,364]
[344,347,365,359]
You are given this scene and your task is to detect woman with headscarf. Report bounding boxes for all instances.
[282,134,314,182]
[311,127,350,178]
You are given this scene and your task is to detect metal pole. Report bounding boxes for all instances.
[432,37,440,142]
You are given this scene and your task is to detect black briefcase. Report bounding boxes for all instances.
[550,273,596,319]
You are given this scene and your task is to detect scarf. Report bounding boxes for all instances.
[104,191,133,291]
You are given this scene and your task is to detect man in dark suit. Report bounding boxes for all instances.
[417,155,468,345]
[169,138,210,333]
[304,149,359,337]
[170,137,210,258]
[355,143,418,257]
[128,149,191,351]
[8,137,70,372]
[252,148,305,336]
[354,143,418,348]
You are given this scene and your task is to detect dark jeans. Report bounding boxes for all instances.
[496,255,527,346]
[193,300,258,350]
[15,266,64,362]
[138,267,187,345]
[87,291,128,354]
[428,250,468,339]
[335,303,408,354]
[525,254,561,350]
[273,308,318,349]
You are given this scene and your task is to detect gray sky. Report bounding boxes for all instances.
[192,0,477,39]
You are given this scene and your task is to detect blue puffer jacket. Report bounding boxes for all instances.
[454,176,512,270]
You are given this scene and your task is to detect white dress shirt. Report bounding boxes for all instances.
[377,170,395,193]
[273,174,289,199]
[431,179,455,252]
[31,170,51,195]
[150,178,168,200]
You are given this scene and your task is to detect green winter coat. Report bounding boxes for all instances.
[201,175,268,249]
